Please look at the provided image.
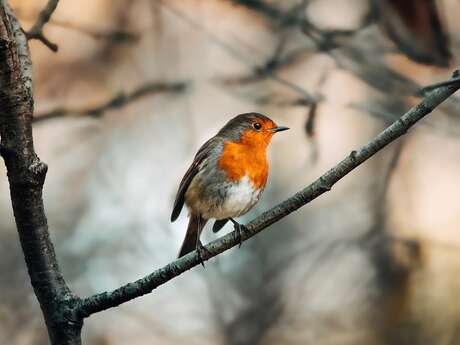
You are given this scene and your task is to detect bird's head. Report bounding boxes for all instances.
[218,112,289,147]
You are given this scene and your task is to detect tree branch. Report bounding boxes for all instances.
[0,2,81,344]
[33,81,188,123]
[76,70,460,318]
[25,0,60,52]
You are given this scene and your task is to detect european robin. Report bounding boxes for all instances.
[171,113,289,261]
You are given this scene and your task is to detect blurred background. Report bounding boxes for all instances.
[1,0,460,344]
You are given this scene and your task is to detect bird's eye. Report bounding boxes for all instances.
[253,122,262,130]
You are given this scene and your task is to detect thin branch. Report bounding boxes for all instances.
[76,70,460,318]
[33,81,188,123]
[25,0,60,52]
[420,72,460,94]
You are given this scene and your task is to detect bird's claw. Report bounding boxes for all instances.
[196,242,211,268]
[230,219,247,248]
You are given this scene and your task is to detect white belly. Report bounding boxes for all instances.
[212,175,261,220]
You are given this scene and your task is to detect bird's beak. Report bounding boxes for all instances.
[269,126,289,133]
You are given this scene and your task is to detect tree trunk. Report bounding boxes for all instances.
[0,2,82,344]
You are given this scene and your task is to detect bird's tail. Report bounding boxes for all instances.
[178,214,207,258]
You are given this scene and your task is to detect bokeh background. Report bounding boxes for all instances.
[2,0,460,344]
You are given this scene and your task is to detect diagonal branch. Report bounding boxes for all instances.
[25,0,60,52]
[76,70,460,318]
[33,81,188,123]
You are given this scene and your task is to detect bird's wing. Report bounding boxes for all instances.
[170,136,220,222]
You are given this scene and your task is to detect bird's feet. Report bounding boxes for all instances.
[229,218,247,248]
[196,241,211,268]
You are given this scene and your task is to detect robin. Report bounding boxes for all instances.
[171,113,288,261]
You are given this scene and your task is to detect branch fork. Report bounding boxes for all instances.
[24,0,60,52]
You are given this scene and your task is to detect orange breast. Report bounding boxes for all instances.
[218,139,269,189]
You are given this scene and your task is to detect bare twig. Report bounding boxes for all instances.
[76,71,460,318]
[33,81,188,123]
[25,0,60,52]
[420,72,460,94]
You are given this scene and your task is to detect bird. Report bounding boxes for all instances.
[170,112,289,262]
